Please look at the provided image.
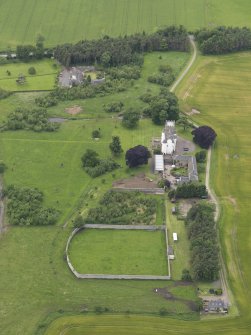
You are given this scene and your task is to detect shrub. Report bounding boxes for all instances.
[0,88,11,100]
[28,67,36,75]
[195,150,207,163]
[0,162,7,173]
[92,129,101,138]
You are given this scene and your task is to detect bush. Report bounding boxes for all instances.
[181,269,193,281]
[0,88,11,100]
[103,101,124,113]
[195,150,207,163]
[28,67,36,75]
[0,162,7,174]
[81,149,119,177]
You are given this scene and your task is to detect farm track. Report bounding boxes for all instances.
[0,177,5,234]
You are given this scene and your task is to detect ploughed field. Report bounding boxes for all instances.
[0,0,251,49]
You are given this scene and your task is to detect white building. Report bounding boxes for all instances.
[173,232,178,241]
[161,121,177,155]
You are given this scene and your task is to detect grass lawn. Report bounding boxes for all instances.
[0,59,59,91]
[0,1,251,49]
[69,229,168,275]
[0,118,163,225]
[166,201,191,280]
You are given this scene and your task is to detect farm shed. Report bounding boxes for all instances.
[173,232,178,241]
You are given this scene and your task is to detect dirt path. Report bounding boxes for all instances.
[170,35,197,93]
[205,148,230,306]
[0,178,5,234]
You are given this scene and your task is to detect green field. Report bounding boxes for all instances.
[0,59,58,91]
[0,0,251,50]
[69,229,168,275]
[44,51,251,335]
[166,202,190,280]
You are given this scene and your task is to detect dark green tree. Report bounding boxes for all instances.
[122,109,140,128]
[92,129,101,138]
[109,136,123,155]
[81,149,100,168]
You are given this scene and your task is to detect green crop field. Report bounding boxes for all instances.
[0,0,251,50]
[43,51,251,335]
[0,59,58,91]
[69,229,168,275]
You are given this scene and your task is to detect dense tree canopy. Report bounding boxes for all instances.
[168,183,207,199]
[186,203,219,281]
[142,88,179,125]
[54,26,189,67]
[192,126,217,149]
[2,107,59,132]
[195,26,251,54]
[4,185,59,226]
[125,145,151,168]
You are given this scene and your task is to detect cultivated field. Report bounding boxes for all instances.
[44,51,251,335]
[69,229,168,275]
[0,0,251,49]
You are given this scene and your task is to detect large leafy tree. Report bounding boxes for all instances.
[125,145,151,168]
[192,125,217,149]
[122,109,140,129]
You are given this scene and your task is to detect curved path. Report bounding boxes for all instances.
[170,35,197,93]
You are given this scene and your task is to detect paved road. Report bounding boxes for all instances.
[170,35,197,93]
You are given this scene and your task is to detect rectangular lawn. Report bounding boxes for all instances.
[69,229,168,275]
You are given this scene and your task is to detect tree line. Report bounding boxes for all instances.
[185,203,219,281]
[2,107,59,132]
[54,26,189,67]
[195,26,251,54]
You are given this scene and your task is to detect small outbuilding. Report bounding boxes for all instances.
[154,155,164,172]
[173,232,178,241]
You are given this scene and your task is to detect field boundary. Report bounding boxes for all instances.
[66,226,171,280]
